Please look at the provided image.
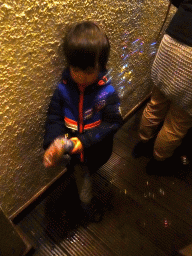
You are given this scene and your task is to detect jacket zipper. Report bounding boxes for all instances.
[78,90,84,162]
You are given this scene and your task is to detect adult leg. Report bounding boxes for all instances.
[139,86,170,141]
[132,86,170,158]
[154,104,192,161]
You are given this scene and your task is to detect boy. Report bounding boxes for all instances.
[43,21,123,221]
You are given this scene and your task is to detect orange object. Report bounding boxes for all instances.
[70,137,83,154]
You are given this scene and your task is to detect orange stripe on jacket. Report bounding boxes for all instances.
[84,120,101,130]
[64,117,78,130]
[64,117,101,130]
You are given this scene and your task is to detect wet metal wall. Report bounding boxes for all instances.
[0,0,176,217]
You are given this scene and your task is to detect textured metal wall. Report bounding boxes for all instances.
[0,0,176,217]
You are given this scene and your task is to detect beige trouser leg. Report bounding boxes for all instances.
[154,103,192,160]
[73,164,92,204]
[139,86,170,142]
[139,86,192,160]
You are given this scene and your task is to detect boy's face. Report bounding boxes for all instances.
[70,66,99,87]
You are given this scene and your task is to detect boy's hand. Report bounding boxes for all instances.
[43,137,75,167]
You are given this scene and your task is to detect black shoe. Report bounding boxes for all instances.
[146,156,180,176]
[81,198,104,224]
[132,139,154,158]
[146,158,166,176]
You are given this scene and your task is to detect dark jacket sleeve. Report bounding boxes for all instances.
[170,0,184,8]
[43,88,66,150]
[77,90,123,148]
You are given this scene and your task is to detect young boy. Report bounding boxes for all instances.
[43,21,123,221]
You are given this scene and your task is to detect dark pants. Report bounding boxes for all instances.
[67,136,113,204]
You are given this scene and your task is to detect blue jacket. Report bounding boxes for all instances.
[43,69,123,169]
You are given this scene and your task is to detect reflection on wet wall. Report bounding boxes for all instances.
[0,0,176,217]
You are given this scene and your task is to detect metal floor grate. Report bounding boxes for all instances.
[17,108,192,256]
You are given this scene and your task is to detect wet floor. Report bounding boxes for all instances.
[16,105,192,256]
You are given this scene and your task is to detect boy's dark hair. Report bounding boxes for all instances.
[63,21,110,71]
